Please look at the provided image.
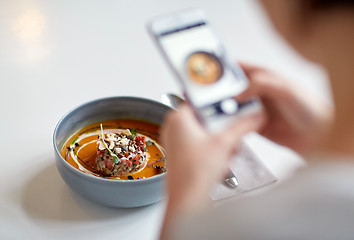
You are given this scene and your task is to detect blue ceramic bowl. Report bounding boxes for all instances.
[53,97,171,208]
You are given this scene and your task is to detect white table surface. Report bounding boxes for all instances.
[0,0,331,239]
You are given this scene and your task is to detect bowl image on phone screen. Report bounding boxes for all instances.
[186,51,224,85]
[53,97,171,208]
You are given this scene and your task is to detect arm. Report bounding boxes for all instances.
[159,63,333,239]
[160,105,264,240]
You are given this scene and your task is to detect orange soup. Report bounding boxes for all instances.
[60,119,166,180]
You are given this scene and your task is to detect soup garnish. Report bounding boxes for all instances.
[96,124,148,176]
[61,120,166,180]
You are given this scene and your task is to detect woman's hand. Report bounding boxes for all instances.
[238,63,333,154]
[160,103,264,240]
[159,63,333,239]
[161,105,264,213]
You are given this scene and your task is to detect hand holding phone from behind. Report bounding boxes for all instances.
[148,8,262,132]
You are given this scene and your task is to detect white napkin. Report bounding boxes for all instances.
[209,141,277,200]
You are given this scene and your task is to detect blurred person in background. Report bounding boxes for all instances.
[160,0,354,239]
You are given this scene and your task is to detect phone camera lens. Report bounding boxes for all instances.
[220,99,238,115]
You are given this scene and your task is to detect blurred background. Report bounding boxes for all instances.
[0,0,331,239]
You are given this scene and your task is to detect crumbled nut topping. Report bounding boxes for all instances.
[95,129,147,177]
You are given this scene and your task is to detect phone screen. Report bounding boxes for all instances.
[157,21,248,108]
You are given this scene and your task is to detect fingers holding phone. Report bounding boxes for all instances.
[237,62,334,154]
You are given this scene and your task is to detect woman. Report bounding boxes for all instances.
[160,0,354,239]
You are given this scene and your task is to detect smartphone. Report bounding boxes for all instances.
[148,8,261,132]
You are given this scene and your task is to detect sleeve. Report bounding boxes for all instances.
[167,167,354,240]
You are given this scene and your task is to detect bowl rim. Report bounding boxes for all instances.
[53,96,171,184]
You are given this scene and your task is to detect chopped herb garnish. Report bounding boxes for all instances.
[131,128,137,135]
[121,146,128,152]
[112,156,119,164]
[71,137,79,145]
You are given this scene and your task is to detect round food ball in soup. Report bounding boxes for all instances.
[96,129,148,177]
